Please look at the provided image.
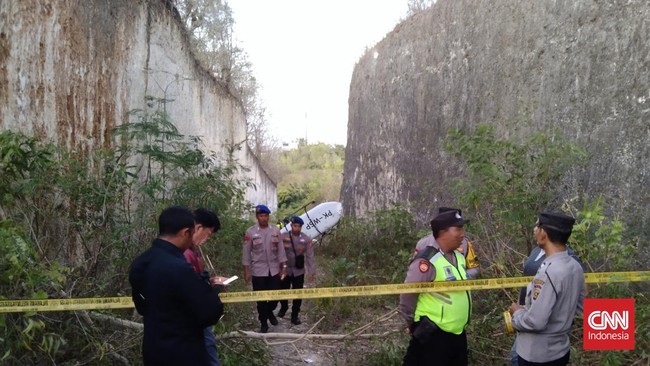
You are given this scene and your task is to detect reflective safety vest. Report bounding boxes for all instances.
[414,250,472,335]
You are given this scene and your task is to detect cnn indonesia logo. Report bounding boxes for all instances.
[583,298,635,350]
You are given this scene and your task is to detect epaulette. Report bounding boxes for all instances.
[413,246,436,262]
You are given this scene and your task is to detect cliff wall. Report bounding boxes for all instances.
[343,0,648,235]
[0,0,276,208]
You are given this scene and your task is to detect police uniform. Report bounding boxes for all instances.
[277,220,315,323]
[511,212,585,365]
[242,207,287,331]
[413,207,481,279]
[510,245,586,366]
[518,246,585,305]
[413,234,480,279]
[242,224,286,277]
[400,211,471,366]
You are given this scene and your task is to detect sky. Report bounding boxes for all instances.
[227,0,410,147]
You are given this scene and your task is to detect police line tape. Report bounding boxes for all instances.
[1,271,648,313]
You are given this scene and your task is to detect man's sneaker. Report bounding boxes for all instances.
[290,316,301,325]
[269,313,278,326]
[277,308,288,318]
[260,323,269,333]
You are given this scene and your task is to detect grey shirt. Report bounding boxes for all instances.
[281,231,315,277]
[242,224,287,277]
[512,251,585,363]
[518,246,584,304]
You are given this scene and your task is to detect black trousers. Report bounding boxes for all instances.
[403,328,467,366]
[251,274,280,323]
[518,351,570,366]
[278,274,305,316]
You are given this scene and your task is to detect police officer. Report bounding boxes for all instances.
[508,212,586,366]
[510,229,585,366]
[400,210,472,366]
[412,207,481,279]
[276,216,315,325]
[242,204,288,333]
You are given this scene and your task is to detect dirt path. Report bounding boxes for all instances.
[254,257,404,365]
[256,302,403,365]
[261,305,337,365]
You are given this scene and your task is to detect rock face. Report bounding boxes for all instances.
[342,0,649,235]
[0,0,275,207]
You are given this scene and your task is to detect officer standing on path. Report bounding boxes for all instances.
[412,207,481,279]
[277,216,315,325]
[508,212,585,366]
[242,204,288,333]
[400,210,472,366]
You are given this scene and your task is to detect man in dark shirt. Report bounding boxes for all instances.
[130,206,224,365]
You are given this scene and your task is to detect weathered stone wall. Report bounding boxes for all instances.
[0,0,275,208]
[343,0,649,236]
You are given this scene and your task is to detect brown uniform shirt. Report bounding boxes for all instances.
[281,232,315,277]
[242,224,287,277]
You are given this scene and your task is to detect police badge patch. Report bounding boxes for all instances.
[532,279,545,300]
[418,260,430,273]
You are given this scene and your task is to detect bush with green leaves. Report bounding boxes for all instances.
[274,140,345,217]
[0,220,68,363]
[441,125,647,365]
[445,125,588,258]
[306,125,646,364]
[0,97,258,364]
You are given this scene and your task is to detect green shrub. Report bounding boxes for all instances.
[0,98,256,364]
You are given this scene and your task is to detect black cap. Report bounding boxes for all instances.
[439,207,462,216]
[430,210,468,232]
[538,212,575,233]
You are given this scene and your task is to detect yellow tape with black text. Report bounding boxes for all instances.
[1,271,648,313]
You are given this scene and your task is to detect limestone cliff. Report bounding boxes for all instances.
[343,0,648,234]
[0,0,275,207]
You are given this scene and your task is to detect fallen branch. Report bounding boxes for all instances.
[264,316,325,345]
[345,307,399,336]
[89,312,143,331]
[88,312,400,340]
[218,330,397,340]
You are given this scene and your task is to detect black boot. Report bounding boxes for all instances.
[277,306,288,318]
[260,321,269,333]
[268,312,278,326]
[291,313,301,325]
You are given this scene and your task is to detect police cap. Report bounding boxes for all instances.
[538,212,575,234]
[439,206,462,216]
[430,210,468,232]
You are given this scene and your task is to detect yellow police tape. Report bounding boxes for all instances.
[1,271,648,313]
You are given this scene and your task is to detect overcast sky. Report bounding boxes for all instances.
[227,0,410,146]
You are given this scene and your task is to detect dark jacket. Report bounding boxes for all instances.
[129,239,224,365]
